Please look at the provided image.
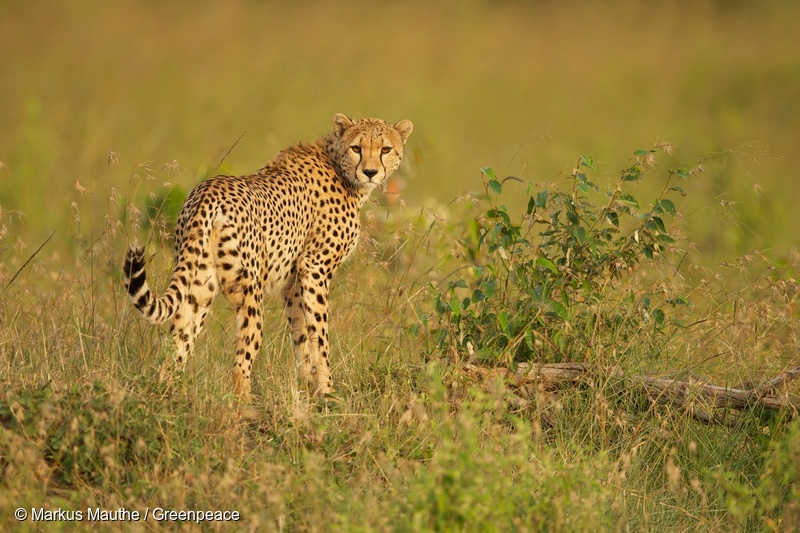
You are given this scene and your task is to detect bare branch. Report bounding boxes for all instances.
[469,360,800,422]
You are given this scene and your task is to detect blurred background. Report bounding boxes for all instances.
[1,0,798,262]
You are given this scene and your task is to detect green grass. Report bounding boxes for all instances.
[2,147,799,530]
[1,1,800,531]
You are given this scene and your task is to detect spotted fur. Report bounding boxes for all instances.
[124,114,413,400]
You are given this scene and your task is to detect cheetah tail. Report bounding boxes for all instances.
[123,245,183,325]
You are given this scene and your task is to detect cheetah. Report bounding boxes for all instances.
[123,114,413,401]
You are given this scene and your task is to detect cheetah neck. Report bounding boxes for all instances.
[318,135,375,205]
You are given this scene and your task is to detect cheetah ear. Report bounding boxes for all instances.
[394,119,414,144]
[333,114,353,137]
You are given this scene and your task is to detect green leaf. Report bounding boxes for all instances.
[566,210,579,225]
[579,155,594,168]
[487,208,512,227]
[536,257,558,274]
[536,190,549,208]
[576,174,599,192]
[488,179,502,194]
[553,330,567,352]
[622,172,640,182]
[448,279,468,290]
[482,279,497,298]
[573,226,586,244]
[672,167,690,179]
[548,300,568,321]
[649,216,666,233]
[606,211,619,227]
[586,235,599,254]
[481,167,497,180]
[633,149,651,156]
[471,289,486,303]
[618,194,639,208]
[498,311,509,332]
[659,198,676,215]
[524,330,535,350]
[448,298,461,317]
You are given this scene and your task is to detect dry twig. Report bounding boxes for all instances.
[464,361,800,423]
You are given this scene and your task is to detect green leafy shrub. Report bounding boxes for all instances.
[395,367,614,531]
[431,145,699,365]
[716,418,800,530]
[143,185,187,231]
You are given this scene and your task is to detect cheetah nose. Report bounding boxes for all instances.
[363,169,378,179]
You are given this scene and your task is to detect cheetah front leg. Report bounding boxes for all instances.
[302,270,334,396]
[282,274,313,389]
[282,268,334,396]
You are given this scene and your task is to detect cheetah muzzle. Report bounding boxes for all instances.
[123,114,413,401]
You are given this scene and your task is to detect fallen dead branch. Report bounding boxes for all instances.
[463,362,800,422]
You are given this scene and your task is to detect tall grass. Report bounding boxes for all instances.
[1,1,799,530]
[1,140,799,530]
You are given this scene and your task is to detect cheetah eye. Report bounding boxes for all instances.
[350,146,361,154]
[381,147,392,155]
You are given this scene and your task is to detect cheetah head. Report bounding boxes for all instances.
[333,114,414,193]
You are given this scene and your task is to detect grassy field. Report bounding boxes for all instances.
[1,1,800,531]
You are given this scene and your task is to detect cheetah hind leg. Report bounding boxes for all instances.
[159,297,195,385]
[231,289,264,403]
[162,276,216,387]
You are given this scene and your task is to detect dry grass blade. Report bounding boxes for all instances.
[212,132,247,175]
[0,230,55,296]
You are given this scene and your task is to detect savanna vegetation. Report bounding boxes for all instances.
[1,1,799,531]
